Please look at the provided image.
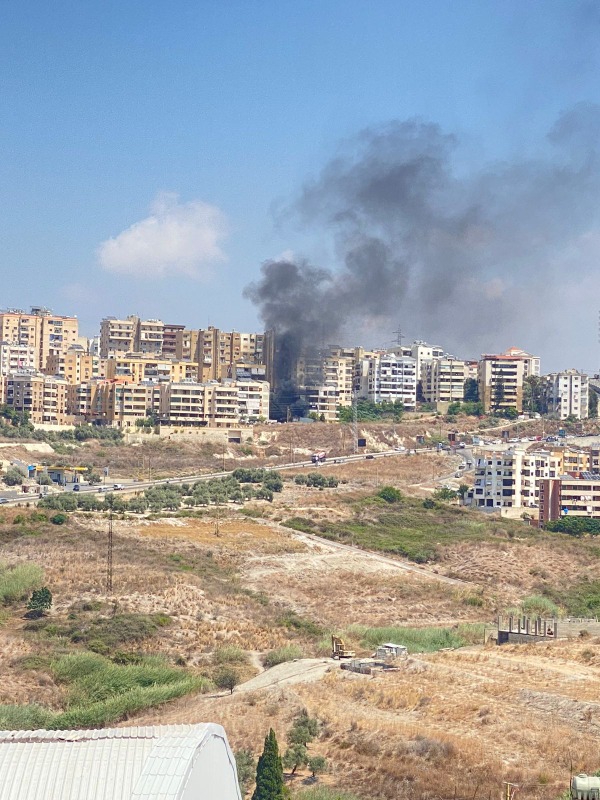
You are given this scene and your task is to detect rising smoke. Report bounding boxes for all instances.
[245,105,600,374]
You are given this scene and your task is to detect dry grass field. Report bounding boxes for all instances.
[2,444,600,798]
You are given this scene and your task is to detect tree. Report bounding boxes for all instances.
[252,729,284,800]
[457,484,469,502]
[287,710,319,747]
[433,487,458,501]
[283,743,308,775]
[215,667,240,695]
[493,376,505,412]
[463,378,479,402]
[236,749,255,795]
[4,466,25,486]
[27,587,52,617]
[590,389,598,419]
[307,755,327,778]
[87,472,102,485]
[523,375,544,415]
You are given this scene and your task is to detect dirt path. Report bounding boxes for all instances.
[262,521,468,587]
[234,658,334,693]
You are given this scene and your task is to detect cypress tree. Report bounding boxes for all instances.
[251,728,284,800]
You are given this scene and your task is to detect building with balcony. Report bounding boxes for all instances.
[542,370,589,420]
[539,473,600,524]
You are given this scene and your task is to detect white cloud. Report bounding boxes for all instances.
[97,192,227,279]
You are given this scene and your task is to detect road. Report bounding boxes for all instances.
[0,447,437,505]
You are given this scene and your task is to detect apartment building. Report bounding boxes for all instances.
[478,353,526,413]
[173,327,266,381]
[542,370,589,420]
[5,371,70,425]
[138,319,164,355]
[421,358,466,406]
[539,473,600,524]
[100,316,138,358]
[470,448,563,510]
[105,355,198,383]
[237,379,270,421]
[46,345,95,385]
[358,353,417,410]
[162,323,185,358]
[0,342,37,376]
[0,307,78,373]
[304,384,340,422]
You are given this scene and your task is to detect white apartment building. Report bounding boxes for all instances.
[138,319,164,355]
[361,353,417,410]
[408,341,445,378]
[236,379,270,421]
[543,370,589,420]
[470,448,563,510]
[0,342,37,376]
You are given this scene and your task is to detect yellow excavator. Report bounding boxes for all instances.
[331,635,355,659]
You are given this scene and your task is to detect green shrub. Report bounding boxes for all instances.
[377,486,402,504]
[50,513,68,525]
[519,595,560,617]
[262,645,303,669]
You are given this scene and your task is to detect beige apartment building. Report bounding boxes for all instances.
[162,323,185,358]
[105,355,198,383]
[100,315,165,358]
[175,327,266,381]
[4,371,70,425]
[46,346,95,385]
[478,353,526,413]
[0,307,78,373]
[421,358,466,406]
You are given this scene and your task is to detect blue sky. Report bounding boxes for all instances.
[1,1,599,370]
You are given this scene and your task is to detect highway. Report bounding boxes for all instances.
[0,447,450,505]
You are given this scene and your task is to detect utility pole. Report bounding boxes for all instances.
[352,390,358,454]
[106,508,113,593]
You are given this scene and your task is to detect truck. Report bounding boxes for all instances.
[311,451,326,464]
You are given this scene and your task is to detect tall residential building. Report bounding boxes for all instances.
[469,445,598,512]
[5,371,70,425]
[138,319,164,355]
[99,316,138,358]
[46,345,95,385]
[359,353,417,410]
[542,370,589,420]
[421,358,467,406]
[0,307,78,373]
[0,342,37,376]
[162,323,186,358]
[478,352,527,413]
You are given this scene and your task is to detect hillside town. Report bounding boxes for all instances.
[0,306,592,429]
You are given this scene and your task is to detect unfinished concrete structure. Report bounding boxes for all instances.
[497,615,600,644]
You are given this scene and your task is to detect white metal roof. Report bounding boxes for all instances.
[0,724,241,800]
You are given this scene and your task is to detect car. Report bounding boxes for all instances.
[394,446,406,451]
[72,484,80,492]
[113,483,124,490]
[365,454,375,460]
[0,498,9,504]
[98,486,110,493]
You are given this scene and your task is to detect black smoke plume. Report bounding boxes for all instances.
[245,105,600,379]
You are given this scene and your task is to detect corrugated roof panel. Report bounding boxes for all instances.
[0,725,217,800]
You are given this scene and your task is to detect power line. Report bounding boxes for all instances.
[106,508,113,593]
